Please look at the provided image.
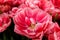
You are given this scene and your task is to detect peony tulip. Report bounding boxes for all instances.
[0,13,11,32]
[13,7,52,39]
[51,0,60,8]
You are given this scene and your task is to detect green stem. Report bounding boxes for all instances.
[11,36,13,40]
[3,33,6,40]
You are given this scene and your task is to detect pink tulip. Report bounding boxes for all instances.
[25,0,54,11]
[0,4,11,12]
[0,0,26,18]
[51,0,60,8]
[0,13,11,32]
[0,0,25,6]
[13,7,52,39]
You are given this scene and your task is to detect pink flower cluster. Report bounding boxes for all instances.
[0,0,60,40]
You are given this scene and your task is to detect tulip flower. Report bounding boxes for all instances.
[13,7,52,39]
[0,13,11,32]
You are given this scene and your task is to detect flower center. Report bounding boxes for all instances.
[29,24,35,29]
